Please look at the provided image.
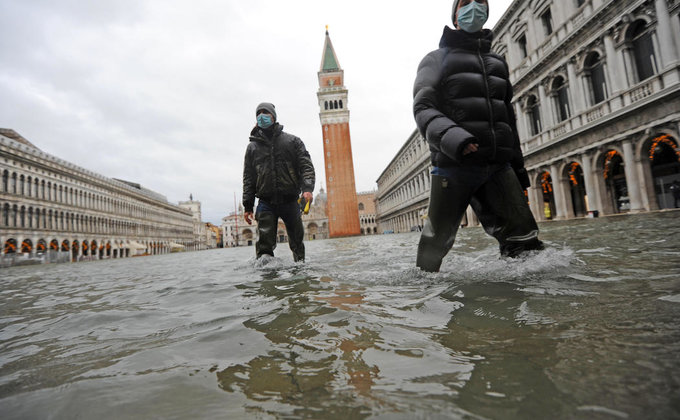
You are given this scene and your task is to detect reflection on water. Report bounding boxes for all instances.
[1,212,680,419]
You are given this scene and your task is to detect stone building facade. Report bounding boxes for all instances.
[302,188,330,240]
[221,212,256,247]
[377,0,680,228]
[0,129,195,267]
[495,0,680,220]
[178,197,207,250]
[376,130,431,234]
[357,191,379,234]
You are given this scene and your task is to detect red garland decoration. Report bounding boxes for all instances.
[649,134,680,162]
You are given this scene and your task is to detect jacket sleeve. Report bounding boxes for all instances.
[242,145,256,212]
[505,78,531,189]
[295,138,315,193]
[413,50,477,164]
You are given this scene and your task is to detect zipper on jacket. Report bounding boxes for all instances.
[271,135,278,203]
[478,39,497,160]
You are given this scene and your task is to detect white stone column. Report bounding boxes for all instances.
[550,163,568,219]
[580,153,598,213]
[529,183,544,221]
[567,59,585,115]
[654,0,679,69]
[538,82,554,130]
[622,47,636,87]
[604,32,626,95]
[514,102,527,140]
[622,140,644,212]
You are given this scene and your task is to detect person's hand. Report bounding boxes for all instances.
[302,191,313,204]
[462,143,479,155]
[244,211,253,225]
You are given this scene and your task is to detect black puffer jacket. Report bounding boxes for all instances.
[242,123,315,212]
[413,27,528,182]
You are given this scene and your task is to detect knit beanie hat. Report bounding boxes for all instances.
[452,0,489,26]
[255,102,277,121]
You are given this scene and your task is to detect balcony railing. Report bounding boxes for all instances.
[521,71,668,155]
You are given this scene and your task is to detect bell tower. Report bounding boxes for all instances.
[317,27,360,237]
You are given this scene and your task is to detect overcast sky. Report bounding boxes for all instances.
[0,0,513,224]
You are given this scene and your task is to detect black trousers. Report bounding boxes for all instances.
[417,165,543,272]
[255,200,305,262]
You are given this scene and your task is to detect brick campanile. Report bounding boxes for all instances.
[317,28,360,238]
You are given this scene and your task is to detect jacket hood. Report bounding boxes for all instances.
[439,26,494,51]
[250,123,283,142]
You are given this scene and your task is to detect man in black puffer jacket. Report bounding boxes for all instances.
[243,102,315,262]
[413,0,543,272]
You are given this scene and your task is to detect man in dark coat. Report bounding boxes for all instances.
[242,102,315,262]
[413,0,543,272]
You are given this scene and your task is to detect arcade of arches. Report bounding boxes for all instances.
[528,134,680,220]
[1,237,182,263]
[1,131,196,267]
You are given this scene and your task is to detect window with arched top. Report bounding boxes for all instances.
[339,99,343,108]
[584,51,607,105]
[527,95,542,135]
[358,202,365,211]
[551,76,570,122]
[324,101,328,110]
[627,19,657,82]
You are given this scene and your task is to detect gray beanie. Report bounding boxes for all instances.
[256,102,277,121]
[452,0,489,26]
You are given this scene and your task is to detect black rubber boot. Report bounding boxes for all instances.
[470,166,543,258]
[285,215,305,262]
[255,211,278,258]
[416,175,471,272]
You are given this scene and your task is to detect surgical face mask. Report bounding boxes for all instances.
[257,113,273,129]
[457,1,488,33]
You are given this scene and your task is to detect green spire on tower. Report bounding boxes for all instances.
[320,26,340,72]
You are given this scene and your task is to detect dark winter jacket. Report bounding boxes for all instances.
[242,123,315,212]
[413,27,529,186]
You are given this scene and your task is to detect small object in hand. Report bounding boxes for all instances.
[298,197,311,214]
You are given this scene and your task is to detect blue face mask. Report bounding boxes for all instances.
[457,1,488,33]
[257,114,273,129]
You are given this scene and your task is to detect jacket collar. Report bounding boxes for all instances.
[439,26,494,52]
[250,123,283,143]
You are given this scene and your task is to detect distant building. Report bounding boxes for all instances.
[317,28,361,237]
[302,188,329,240]
[205,222,220,248]
[221,210,256,248]
[357,191,378,235]
[0,129,194,267]
[178,197,206,250]
[376,130,432,234]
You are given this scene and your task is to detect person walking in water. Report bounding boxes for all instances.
[242,102,315,262]
[413,0,543,272]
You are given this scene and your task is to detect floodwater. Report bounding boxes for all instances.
[1,212,679,419]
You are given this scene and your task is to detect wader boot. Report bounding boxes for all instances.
[470,166,544,258]
[285,215,305,262]
[255,211,278,259]
[416,174,472,272]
